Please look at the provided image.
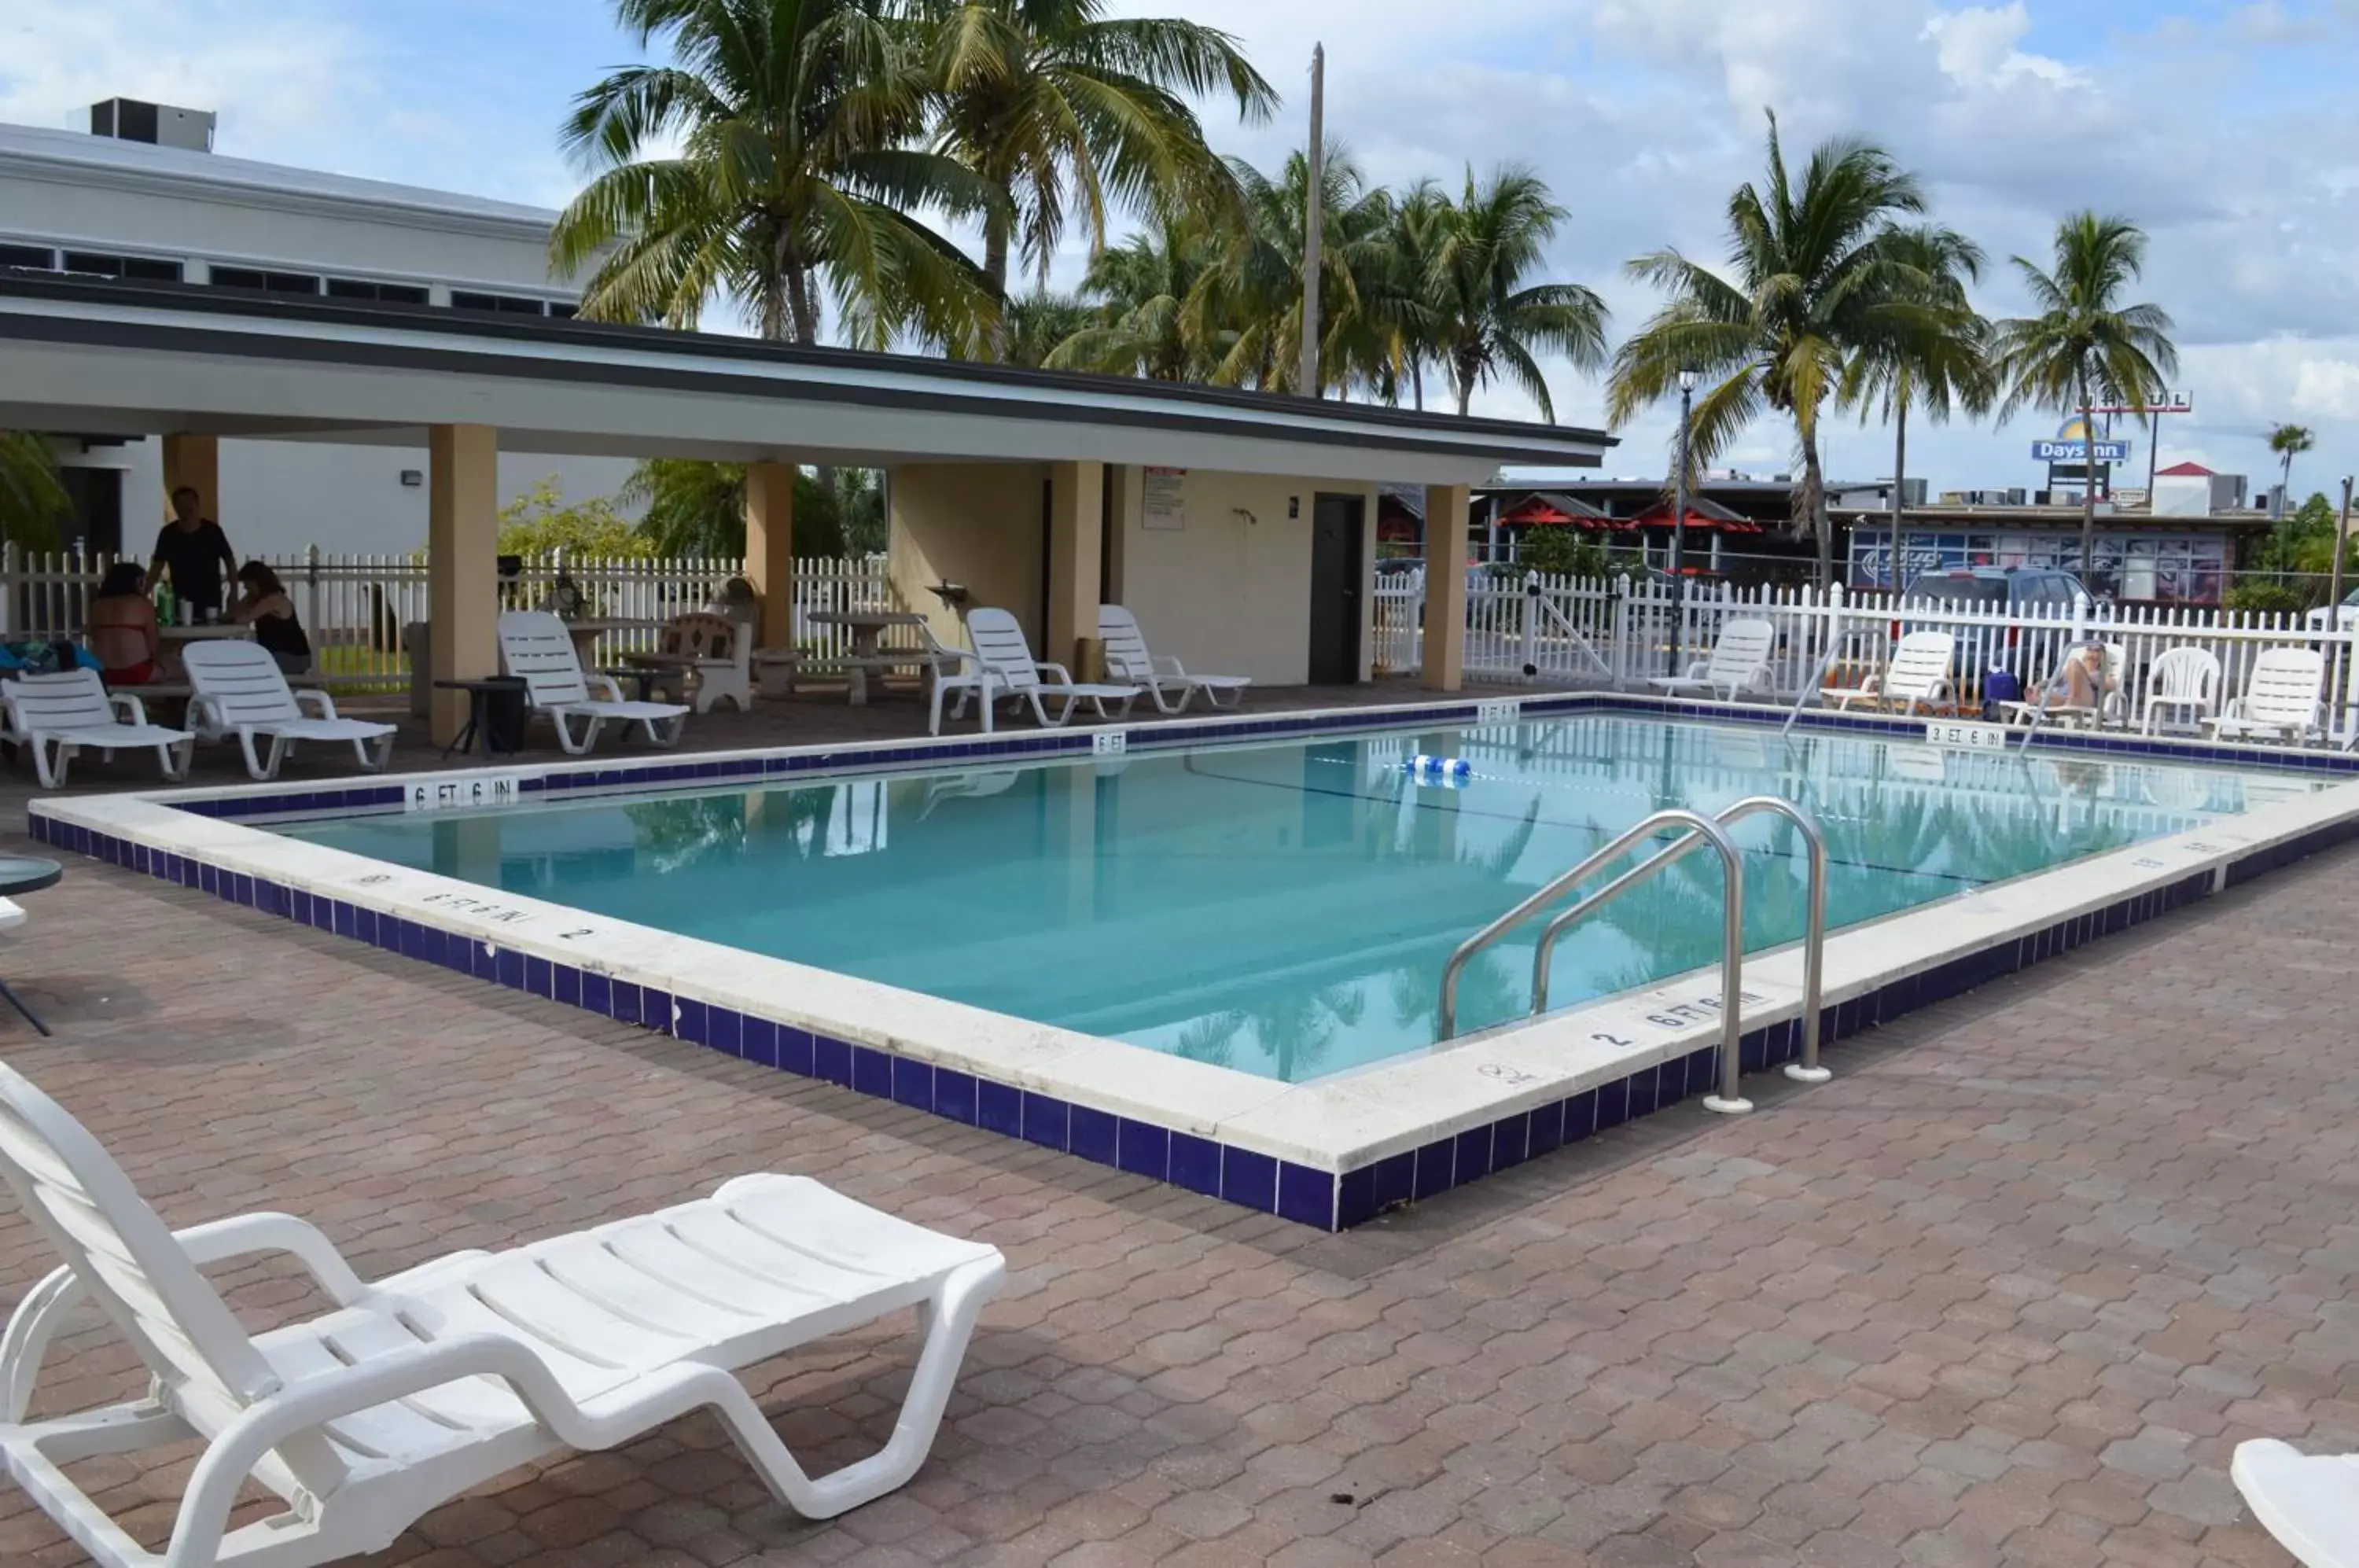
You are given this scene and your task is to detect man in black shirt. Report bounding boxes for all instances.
[150,486,237,620]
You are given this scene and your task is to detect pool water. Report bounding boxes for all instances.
[278,716,2323,1081]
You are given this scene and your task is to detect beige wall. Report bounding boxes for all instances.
[1117,470,1380,686]
[889,461,1378,685]
[888,462,1047,650]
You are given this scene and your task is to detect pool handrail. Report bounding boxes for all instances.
[1523,797,1830,1096]
[1436,808,1755,1113]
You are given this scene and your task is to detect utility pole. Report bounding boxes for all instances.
[2333,474,2353,623]
[1298,44,1324,400]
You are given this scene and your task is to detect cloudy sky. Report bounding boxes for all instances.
[3,0,2353,499]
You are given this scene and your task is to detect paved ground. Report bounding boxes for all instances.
[0,722,2350,1564]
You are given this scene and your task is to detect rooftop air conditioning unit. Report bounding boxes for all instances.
[89,98,215,153]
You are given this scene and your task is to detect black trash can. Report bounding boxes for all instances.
[481,676,529,755]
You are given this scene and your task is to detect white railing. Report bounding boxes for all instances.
[0,545,900,690]
[1395,569,2359,748]
[1372,572,1422,675]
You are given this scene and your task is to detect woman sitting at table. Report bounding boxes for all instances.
[228,560,313,675]
[86,561,162,686]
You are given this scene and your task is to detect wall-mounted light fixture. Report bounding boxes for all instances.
[398,469,423,487]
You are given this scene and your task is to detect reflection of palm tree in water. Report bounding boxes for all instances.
[1388,951,1523,1041]
[627,784,854,874]
[1166,983,1368,1081]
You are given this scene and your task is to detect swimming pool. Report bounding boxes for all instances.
[271,713,2323,1082]
[34,693,2359,1229]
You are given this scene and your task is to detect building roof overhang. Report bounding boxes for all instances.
[0,275,1615,485]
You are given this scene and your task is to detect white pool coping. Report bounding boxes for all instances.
[31,705,2359,1187]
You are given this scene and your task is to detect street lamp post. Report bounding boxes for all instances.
[1668,367,1699,674]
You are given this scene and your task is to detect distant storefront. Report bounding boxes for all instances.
[1842,510,2254,605]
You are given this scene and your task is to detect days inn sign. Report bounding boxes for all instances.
[2032,415,2129,464]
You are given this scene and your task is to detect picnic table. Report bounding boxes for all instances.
[808,609,933,705]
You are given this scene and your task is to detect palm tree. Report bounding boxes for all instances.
[1993,212,2178,578]
[1608,115,1940,584]
[1378,179,1452,411]
[1187,144,1403,396]
[1045,219,1221,379]
[1841,225,1993,589]
[918,0,1276,334]
[625,459,881,557]
[1000,289,1093,368]
[0,432,68,548]
[552,0,999,352]
[1426,164,1607,421]
[2267,421,2315,574]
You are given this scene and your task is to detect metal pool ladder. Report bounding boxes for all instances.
[1433,797,1831,1114]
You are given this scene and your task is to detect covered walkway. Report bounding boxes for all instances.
[0,274,1611,744]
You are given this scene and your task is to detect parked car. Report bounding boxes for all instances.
[1893,565,2103,704]
[2304,587,2359,630]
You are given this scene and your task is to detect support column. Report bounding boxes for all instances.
[1047,460,1105,677]
[161,433,219,525]
[428,424,499,746]
[745,461,797,650]
[1422,482,1470,691]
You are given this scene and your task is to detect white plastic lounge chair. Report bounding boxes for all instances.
[1826,630,1956,716]
[2205,646,2324,745]
[1097,605,1250,713]
[2140,646,2221,734]
[1648,618,1777,702]
[184,641,394,782]
[499,609,690,753]
[930,608,1139,734]
[1,669,193,790]
[0,1062,1007,1568]
[2232,1440,2357,1568]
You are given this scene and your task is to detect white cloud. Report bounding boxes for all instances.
[1924,4,2085,89]
[0,0,370,159]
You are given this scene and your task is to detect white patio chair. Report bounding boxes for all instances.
[183,641,394,781]
[2140,646,2221,734]
[1647,618,1777,702]
[0,668,193,790]
[1825,630,1956,716]
[1097,605,1250,714]
[2232,1440,2357,1568]
[2205,646,2324,745]
[0,1061,1007,1568]
[930,607,1139,734]
[498,609,690,753]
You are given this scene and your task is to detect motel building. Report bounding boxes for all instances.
[0,101,1613,745]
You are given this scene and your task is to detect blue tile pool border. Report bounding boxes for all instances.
[28,691,2359,1231]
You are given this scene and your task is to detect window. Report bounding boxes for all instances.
[326,278,429,305]
[61,251,185,282]
[547,302,578,319]
[208,266,321,296]
[451,290,552,315]
[0,243,53,271]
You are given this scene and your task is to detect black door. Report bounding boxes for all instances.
[58,466,123,557]
[1308,494,1364,684]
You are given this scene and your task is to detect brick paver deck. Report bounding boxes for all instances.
[0,701,2347,1564]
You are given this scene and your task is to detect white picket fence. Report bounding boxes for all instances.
[0,545,901,690]
[1380,567,2359,747]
